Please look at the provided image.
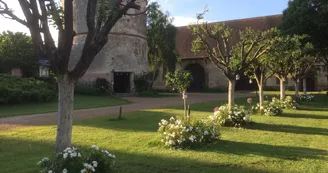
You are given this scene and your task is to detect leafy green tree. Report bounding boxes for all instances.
[0,0,145,152]
[279,0,328,84]
[147,2,178,89]
[244,57,272,112]
[290,52,318,97]
[0,31,37,76]
[189,12,277,110]
[165,70,193,118]
[266,34,314,99]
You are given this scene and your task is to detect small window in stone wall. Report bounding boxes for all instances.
[276,78,288,85]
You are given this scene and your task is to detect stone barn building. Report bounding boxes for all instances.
[154,14,328,91]
[70,0,149,93]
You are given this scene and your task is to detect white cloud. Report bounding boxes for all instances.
[171,16,198,27]
[171,16,211,27]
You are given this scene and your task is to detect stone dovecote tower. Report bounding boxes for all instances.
[70,0,149,93]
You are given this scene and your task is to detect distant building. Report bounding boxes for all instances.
[154,14,327,91]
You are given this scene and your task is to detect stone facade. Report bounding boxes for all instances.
[70,0,149,92]
[154,15,328,91]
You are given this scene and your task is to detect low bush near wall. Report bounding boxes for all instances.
[0,74,56,105]
[75,78,111,96]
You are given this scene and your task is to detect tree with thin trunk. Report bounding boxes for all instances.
[0,0,145,152]
[189,12,277,110]
[290,48,318,97]
[267,34,310,100]
[165,70,192,119]
[244,58,272,112]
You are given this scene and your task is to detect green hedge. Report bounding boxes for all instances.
[0,74,56,105]
[75,78,111,96]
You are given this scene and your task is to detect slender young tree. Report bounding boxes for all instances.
[0,0,146,152]
[244,57,272,112]
[189,12,277,110]
[165,70,192,119]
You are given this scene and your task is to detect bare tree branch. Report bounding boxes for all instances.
[0,0,28,26]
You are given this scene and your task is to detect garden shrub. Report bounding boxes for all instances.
[158,117,220,149]
[262,99,283,116]
[75,78,111,96]
[282,96,299,109]
[133,73,150,92]
[0,74,56,105]
[94,78,110,94]
[34,73,57,91]
[299,94,315,102]
[38,145,116,173]
[209,105,250,128]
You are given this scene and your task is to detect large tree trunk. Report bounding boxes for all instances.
[228,79,236,111]
[56,74,74,152]
[294,79,300,98]
[280,79,286,100]
[303,78,307,95]
[258,84,264,112]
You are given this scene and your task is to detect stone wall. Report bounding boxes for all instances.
[70,0,149,85]
[154,59,328,91]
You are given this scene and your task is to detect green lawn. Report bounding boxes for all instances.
[1,94,328,173]
[0,95,129,118]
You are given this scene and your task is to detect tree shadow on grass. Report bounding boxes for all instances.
[75,110,174,132]
[246,122,328,136]
[277,112,328,119]
[193,140,328,161]
[0,138,280,173]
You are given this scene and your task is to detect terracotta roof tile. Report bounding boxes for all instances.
[176,14,283,59]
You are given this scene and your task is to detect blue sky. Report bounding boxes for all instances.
[0,0,289,35]
[152,0,289,26]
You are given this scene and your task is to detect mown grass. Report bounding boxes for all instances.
[0,95,129,118]
[0,94,328,173]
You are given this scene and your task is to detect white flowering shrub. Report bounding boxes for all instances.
[262,100,283,116]
[158,117,220,149]
[281,96,299,110]
[299,94,315,102]
[209,105,250,128]
[38,145,116,173]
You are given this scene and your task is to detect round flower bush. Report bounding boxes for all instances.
[262,100,283,116]
[38,145,116,173]
[158,117,220,149]
[299,94,315,102]
[209,105,250,128]
[281,96,299,110]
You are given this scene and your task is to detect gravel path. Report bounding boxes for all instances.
[0,92,251,129]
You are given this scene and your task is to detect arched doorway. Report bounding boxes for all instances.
[185,64,206,92]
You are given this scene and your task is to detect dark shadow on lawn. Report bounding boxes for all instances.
[1,138,279,173]
[297,107,328,112]
[195,140,327,160]
[246,122,328,136]
[76,110,173,132]
[278,112,328,119]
